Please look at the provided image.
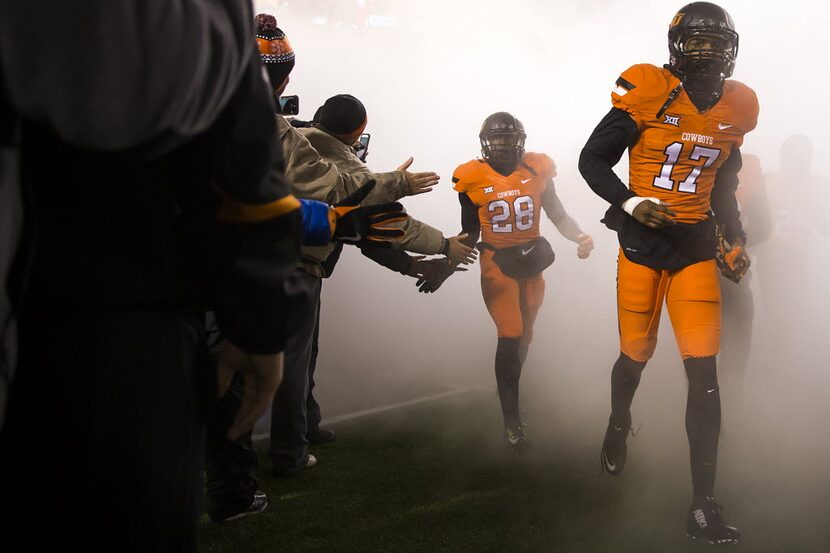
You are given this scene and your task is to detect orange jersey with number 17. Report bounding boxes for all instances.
[612,64,759,224]
[452,153,555,248]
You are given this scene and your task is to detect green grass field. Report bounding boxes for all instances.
[200,389,829,553]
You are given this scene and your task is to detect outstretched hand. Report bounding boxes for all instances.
[445,233,477,265]
[397,157,440,196]
[415,259,468,293]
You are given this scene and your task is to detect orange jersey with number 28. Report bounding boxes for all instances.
[452,153,556,248]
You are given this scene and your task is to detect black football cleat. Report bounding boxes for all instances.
[600,423,629,475]
[504,423,530,451]
[686,497,741,545]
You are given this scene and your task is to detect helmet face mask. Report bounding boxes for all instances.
[668,2,739,80]
[480,112,526,169]
[675,32,737,77]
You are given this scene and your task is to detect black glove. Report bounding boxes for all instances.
[414,259,467,293]
[332,180,407,244]
[406,257,446,279]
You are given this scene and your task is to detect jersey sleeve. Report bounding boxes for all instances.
[611,64,674,128]
[544,154,558,180]
[451,160,480,194]
[524,152,557,182]
[725,80,760,135]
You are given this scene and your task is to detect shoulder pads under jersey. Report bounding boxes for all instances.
[452,159,486,193]
[522,152,557,180]
[722,80,760,134]
[611,64,679,123]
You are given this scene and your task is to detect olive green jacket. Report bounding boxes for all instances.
[277,115,445,275]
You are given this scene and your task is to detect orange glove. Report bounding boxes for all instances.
[715,225,750,283]
[329,180,407,244]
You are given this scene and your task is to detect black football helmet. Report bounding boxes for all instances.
[479,112,526,167]
[668,2,739,80]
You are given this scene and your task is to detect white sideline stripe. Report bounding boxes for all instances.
[252,385,477,443]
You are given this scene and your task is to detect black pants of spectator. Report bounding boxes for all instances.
[269,268,322,474]
[0,306,212,553]
[205,372,259,521]
[306,301,323,437]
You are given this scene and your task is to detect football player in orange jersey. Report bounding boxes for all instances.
[579,2,758,544]
[451,112,594,450]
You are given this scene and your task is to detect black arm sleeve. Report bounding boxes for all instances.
[459,193,480,247]
[578,107,640,207]
[359,244,415,275]
[710,147,746,244]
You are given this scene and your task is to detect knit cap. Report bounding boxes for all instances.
[317,94,367,144]
[255,13,295,88]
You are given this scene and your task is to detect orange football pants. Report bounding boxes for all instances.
[480,249,546,343]
[617,250,721,361]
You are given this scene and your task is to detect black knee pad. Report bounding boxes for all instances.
[497,337,521,355]
[609,353,647,429]
[613,353,647,386]
[684,356,718,391]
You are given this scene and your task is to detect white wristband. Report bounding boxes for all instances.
[622,196,662,216]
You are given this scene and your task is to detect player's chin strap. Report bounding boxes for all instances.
[656,84,683,120]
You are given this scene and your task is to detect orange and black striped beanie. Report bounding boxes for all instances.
[255,13,295,88]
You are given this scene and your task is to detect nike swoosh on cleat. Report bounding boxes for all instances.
[718,123,733,130]
[522,245,536,256]
[693,509,708,528]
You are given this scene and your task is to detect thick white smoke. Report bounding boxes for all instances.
[253,3,830,545]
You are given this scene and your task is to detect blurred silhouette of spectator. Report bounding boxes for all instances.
[719,153,771,402]
[756,135,829,349]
